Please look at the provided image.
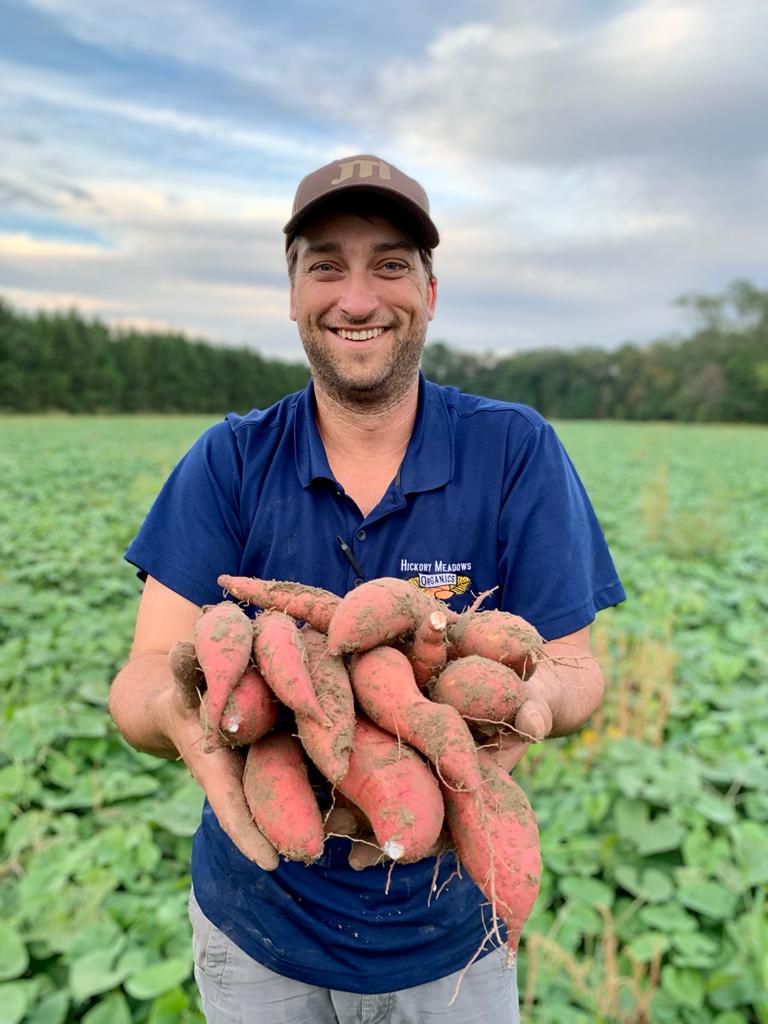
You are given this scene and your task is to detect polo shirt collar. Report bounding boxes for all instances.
[294,374,454,494]
[294,379,335,487]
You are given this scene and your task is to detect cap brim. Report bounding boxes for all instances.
[283,184,439,249]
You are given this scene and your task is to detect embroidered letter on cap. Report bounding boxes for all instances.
[331,159,392,185]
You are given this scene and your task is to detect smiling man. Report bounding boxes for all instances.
[109,154,625,1022]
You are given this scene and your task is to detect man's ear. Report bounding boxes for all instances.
[289,285,297,322]
[427,276,437,321]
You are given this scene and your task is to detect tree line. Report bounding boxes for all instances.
[1,280,766,420]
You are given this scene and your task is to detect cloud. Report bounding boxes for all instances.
[17,0,380,120]
[376,1,768,167]
[22,0,274,78]
[0,183,301,357]
[0,59,326,164]
[3,0,766,359]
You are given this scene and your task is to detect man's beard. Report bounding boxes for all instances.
[298,315,426,409]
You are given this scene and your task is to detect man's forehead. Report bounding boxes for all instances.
[296,213,418,255]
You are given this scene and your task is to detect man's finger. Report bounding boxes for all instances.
[480,730,529,771]
[174,717,279,871]
[348,838,386,871]
[513,698,552,741]
[324,807,360,837]
[206,765,280,870]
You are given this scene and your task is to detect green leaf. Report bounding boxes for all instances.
[559,876,614,908]
[0,982,32,1024]
[627,931,670,962]
[695,790,737,826]
[69,948,126,1003]
[81,993,132,1024]
[615,865,673,902]
[613,798,648,844]
[678,882,739,920]
[0,924,28,981]
[671,931,720,968]
[662,965,705,1011]
[140,780,203,838]
[24,990,69,1024]
[560,903,602,936]
[640,903,698,934]
[2,811,52,857]
[147,986,190,1024]
[123,958,191,1000]
[682,827,731,875]
[0,765,27,800]
[707,966,762,1011]
[731,821,768,886]
[635,813,685,855]
[583,789,611,824]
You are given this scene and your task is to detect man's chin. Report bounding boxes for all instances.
[301,331,425,406]
[318,368,396,404]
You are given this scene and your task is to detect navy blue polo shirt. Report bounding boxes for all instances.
[125,375,625,993]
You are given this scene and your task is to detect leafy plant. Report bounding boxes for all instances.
[1,415,766,1022]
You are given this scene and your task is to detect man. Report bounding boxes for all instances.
[109,154,625,1022]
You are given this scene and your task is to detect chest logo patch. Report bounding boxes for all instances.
[401,559,473,601]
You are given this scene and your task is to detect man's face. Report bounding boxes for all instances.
[289,211,437,406]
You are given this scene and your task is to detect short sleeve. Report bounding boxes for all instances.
[497,418,625,640]
[124,420,246,607]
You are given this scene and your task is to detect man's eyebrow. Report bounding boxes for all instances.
[301,240,417,259]
[371,241,417,254]
[302,241,340,257]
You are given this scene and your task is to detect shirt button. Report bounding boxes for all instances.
[357,529,366,541]
[390,493,398,504]
[353,577,364,587]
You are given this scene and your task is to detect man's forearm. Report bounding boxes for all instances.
[108,652,184,759]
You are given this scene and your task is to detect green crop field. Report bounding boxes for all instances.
[1,415,767,1024]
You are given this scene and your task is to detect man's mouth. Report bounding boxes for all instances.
[328,326,388,341]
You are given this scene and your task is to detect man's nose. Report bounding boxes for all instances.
[337,270,379,321]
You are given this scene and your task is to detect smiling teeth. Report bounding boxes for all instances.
[335,327,386,341]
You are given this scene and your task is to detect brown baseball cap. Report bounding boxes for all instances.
[284,154,439,249]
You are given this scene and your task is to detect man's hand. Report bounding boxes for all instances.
[109,576,278,872]
[509,626,605,740]
[163,687,279,870]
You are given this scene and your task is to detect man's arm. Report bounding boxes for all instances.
[108,576,278,870]
[483,625,605,771]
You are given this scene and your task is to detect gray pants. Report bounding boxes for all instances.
[189,889,520,1023]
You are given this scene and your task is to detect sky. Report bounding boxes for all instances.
[1,0,766,361]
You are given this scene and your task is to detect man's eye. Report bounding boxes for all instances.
[311,262,336,273]
[381,261,407,273]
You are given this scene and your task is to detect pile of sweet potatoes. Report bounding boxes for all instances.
[171,574,544,957]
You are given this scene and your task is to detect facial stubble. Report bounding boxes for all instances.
[298,313,428,409]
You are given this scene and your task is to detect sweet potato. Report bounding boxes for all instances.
[409,609,449,688]
[447,610,543,679]
[218,575,340,634]
[335,715,444,863]
[327,577,448,655]
[431,656,525,736]
[350,645,482,792]
[193,601,254,734]
[199,667,279,750]
[442,749,541,955]
[243,731,325,863]
[295,628,355,784]
[252,611,330,727]
[168,639,204,709]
